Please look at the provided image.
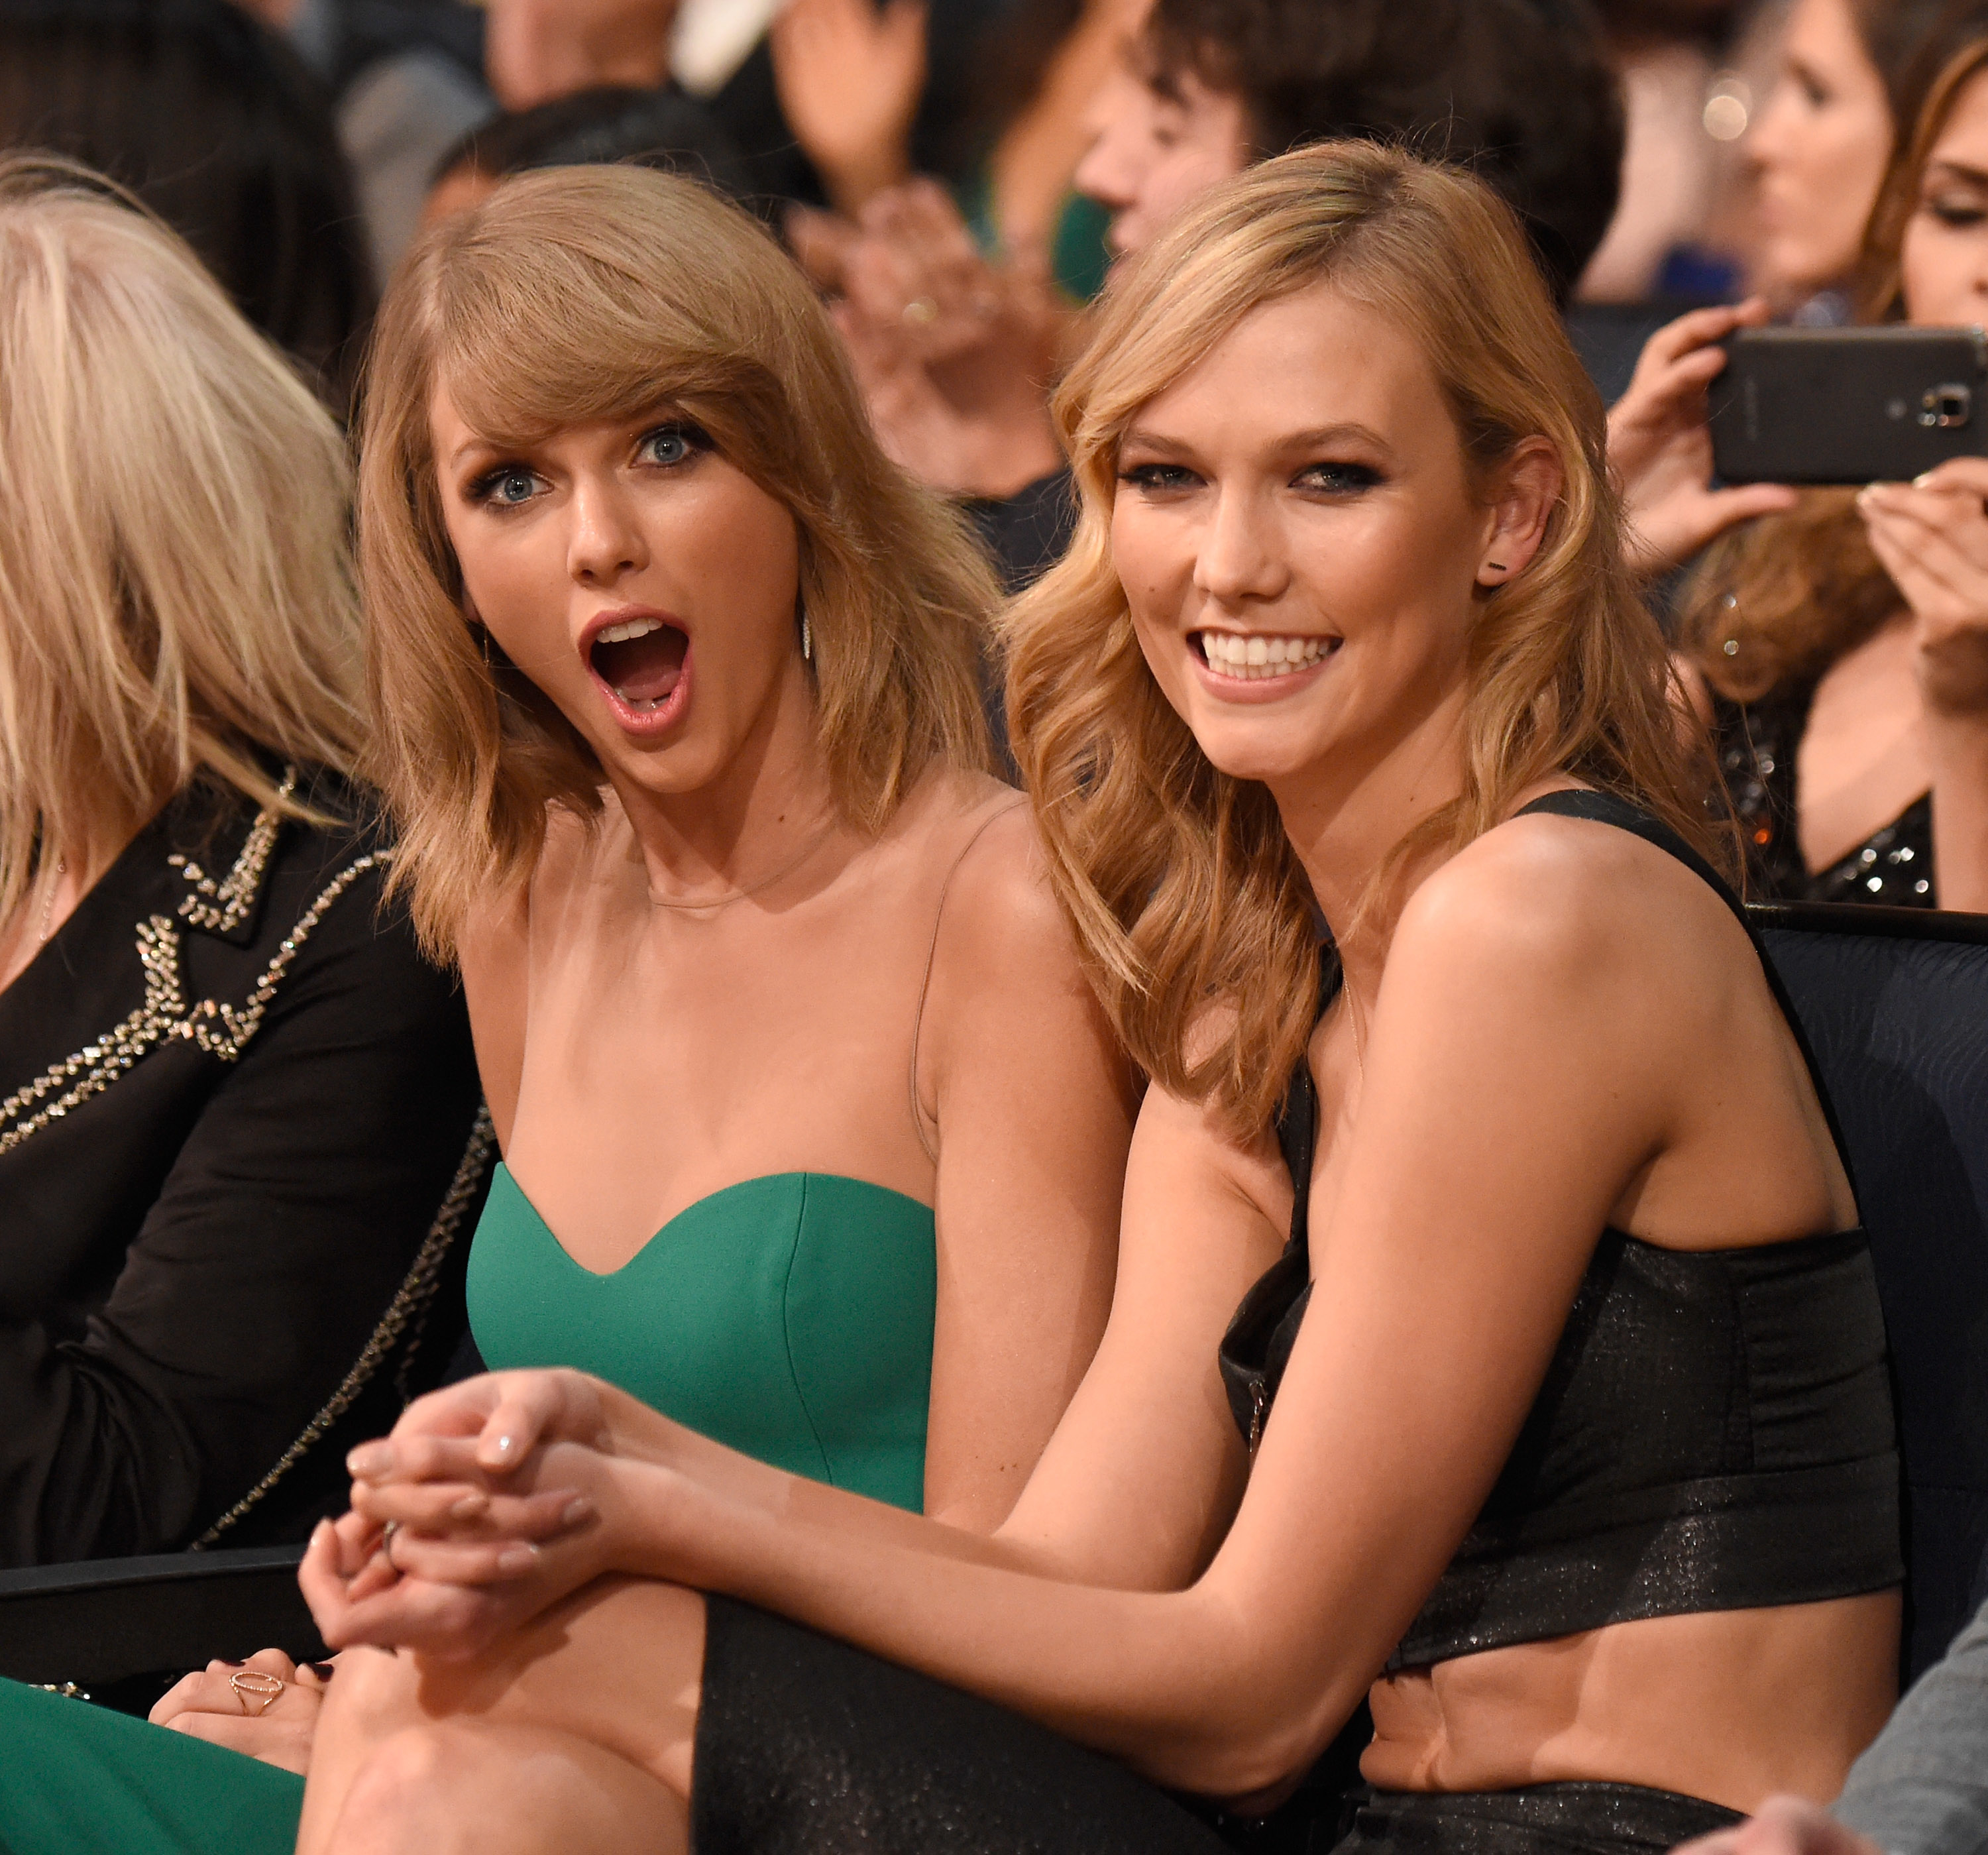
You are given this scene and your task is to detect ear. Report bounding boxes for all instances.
[1475,437,1562,590]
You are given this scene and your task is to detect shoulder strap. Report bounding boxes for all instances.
[1514,787,1859,1202]
[1274,944,1341,1260]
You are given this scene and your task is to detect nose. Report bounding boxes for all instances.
[565,472,648,586]
[1194,487,1289,608]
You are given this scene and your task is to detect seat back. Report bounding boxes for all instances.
[1756,901,1988,1681]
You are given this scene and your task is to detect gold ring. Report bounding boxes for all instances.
[229,1669,285,1716]
[901,296,938,327]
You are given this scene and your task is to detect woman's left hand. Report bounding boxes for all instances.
[299,1433,618,1660]
[1858,457,1988,713]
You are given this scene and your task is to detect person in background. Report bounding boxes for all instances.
[840,0,1625,595]
[1612,32,1988,908]
[422,83,752,228]
[0,0,374,404]
[0,157,487,1569]
[1740,0,1965,316]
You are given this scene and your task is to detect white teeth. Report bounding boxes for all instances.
[1197,632,1333,679]
[614,689,666,712]
[596,617,663,645]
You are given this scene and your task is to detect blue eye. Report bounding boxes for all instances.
[469,464,542,508]
[638,423,704,467]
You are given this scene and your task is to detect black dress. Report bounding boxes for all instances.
[687,792,1900,1855]
[1711,685,1935,905]
[0,771,490,1564]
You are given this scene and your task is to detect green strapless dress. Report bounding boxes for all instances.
[0,1166,936,1853]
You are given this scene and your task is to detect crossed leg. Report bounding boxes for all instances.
[296,1577,707,1855]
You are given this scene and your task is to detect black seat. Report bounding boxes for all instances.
[0,1544,323,1713]
[1755,900,1988,1681]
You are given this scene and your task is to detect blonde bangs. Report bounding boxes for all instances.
[1006,142,1727,1135]
[362,165,997,960]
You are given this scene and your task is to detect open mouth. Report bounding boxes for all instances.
[588,616,687,713]
[1194,631,1341,681]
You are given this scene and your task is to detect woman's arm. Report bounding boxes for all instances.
[914,803,1136,1527]
[317,819,1738,1797]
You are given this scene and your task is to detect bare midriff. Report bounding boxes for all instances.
[1361,1591,1901,1813]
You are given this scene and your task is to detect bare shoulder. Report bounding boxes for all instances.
[896,767,1072,964]
[1392,799,1741,1002]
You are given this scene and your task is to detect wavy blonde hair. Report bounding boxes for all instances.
[1677,38,1988,702]
[0,154,362,928]
[359,164,997,958]
[1005,141,1724,1135]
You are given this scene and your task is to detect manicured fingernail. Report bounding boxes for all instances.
[347,1444,392,1477]
[561,1497,594,1526]
[309,1662,336,1680]
[490,1433,517,1459]
[496,1544,538,1575]
[1915,471,1938,488]
[449,1492,488,1518]
[219,1658,243,1668]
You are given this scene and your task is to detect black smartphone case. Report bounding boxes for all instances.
[1708,325,1988,484]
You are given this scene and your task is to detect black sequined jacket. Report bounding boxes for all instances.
[1712,685,1936,906]
[0,771,490,1566]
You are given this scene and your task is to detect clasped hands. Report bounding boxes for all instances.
[298,1368,630,1662]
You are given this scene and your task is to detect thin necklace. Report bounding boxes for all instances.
[36,858,66,943]
[645,821,838,913]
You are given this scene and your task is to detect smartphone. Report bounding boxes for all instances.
[1707,325,1988,484]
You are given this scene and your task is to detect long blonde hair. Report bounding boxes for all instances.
[0,154,362,927]
[1677,37,1988,701]
[359,164,997,958]
[1006,142,1721,1135]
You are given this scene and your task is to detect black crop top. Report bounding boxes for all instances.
[1219,788,1904,1669]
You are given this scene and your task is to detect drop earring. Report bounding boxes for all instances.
[801,609,813,663]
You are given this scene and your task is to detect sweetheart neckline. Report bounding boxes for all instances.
[488,1162,935,1282]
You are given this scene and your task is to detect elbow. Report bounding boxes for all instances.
[1150,1686,1357,1803]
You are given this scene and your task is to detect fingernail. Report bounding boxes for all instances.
[347,1444,392,1477]
[561,1496,594,1526]
[491,1433,518,1460]
[496,1544,538,1575]
[220,1659,243,1668]
[449,1492,488,1518]
[309,1662,337,1680]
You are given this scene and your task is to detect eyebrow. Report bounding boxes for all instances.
[1924,158,1988,189]
[1119,421,1395,458]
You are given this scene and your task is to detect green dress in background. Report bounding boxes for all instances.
[0,1167,937,1854]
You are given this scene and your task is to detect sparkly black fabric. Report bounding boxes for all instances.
[1328,1783,1741,1855]
[691,1597,1237,1854]
[1711,686,1936,906]
[1221,789,1903,1671]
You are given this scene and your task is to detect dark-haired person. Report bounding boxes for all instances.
[0,0,374,404]
[852,0,1626,596]
[276,142,1893,1855]
[423,84,753,229]
[1610,32,1988,909]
